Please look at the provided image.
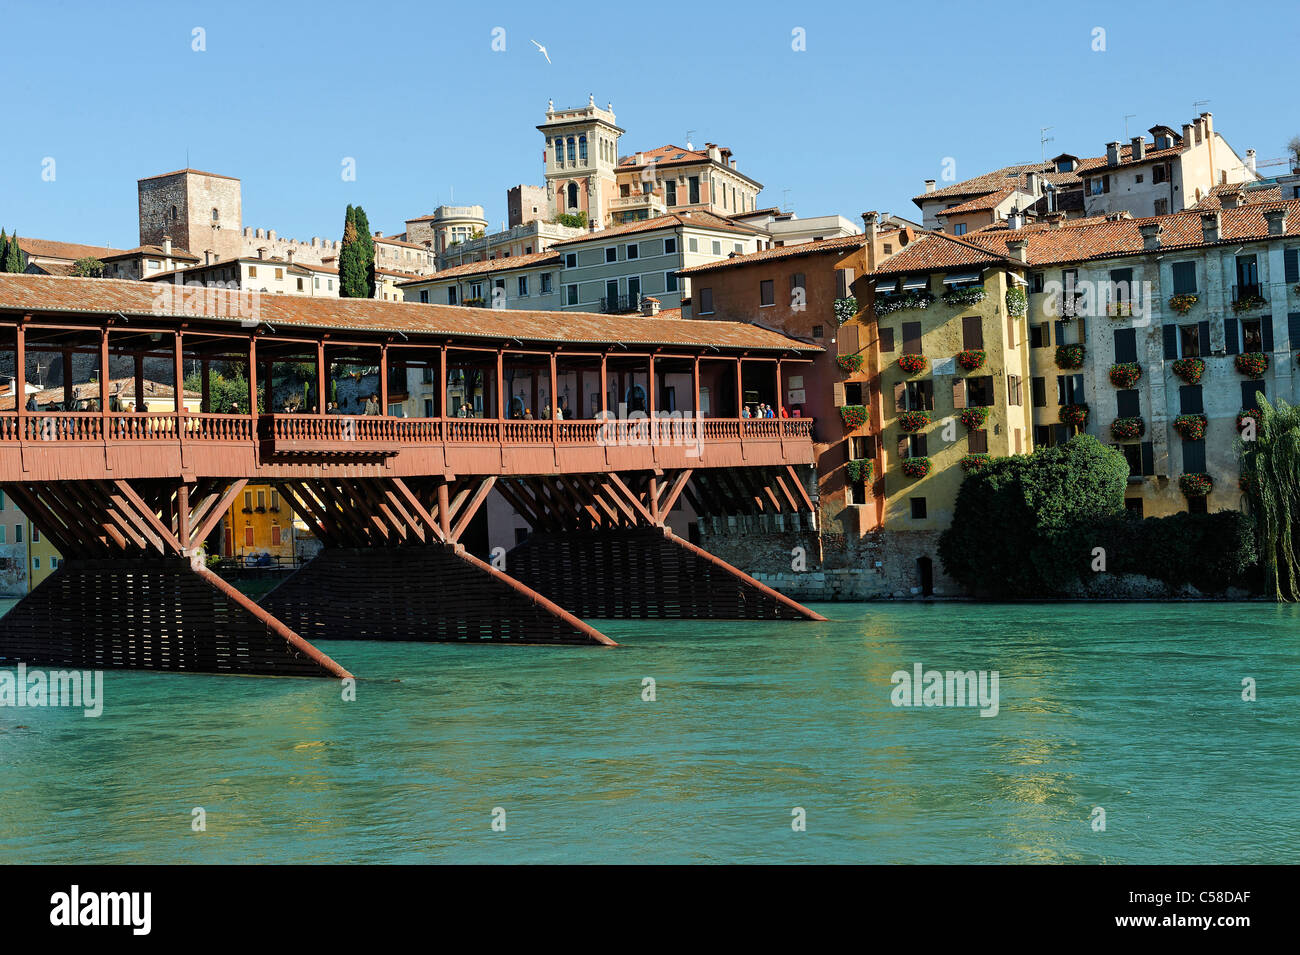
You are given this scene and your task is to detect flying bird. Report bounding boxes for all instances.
[531,39,551,64]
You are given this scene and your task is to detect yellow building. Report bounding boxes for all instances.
[222,485,306,565]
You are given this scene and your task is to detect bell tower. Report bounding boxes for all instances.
[538,95,624,227]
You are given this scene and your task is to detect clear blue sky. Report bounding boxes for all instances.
[1,0,1295,250]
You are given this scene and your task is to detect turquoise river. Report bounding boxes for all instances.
[0,601,1296,863]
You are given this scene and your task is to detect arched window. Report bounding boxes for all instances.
[171,205,178,220]
[554,137,563,162]
[211,208,219,222]
[567,182,579,209]
[567,137,576,162]
[579,135,587,161]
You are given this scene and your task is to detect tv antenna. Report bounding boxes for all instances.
[1040,127,1054,164]
[686,130,696,150]
[1123,114,1136,139]
[1193,98,1211,115]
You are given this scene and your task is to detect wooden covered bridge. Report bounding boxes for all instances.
[0,274,824,678]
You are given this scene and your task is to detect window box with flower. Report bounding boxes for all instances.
[897,409,932,433]
[1232,293,1266,315]
[1179,473,1214,497]
[896,353,928,375]
[838,404,868,429]
[833,296,858,325]
[836,353,864,375]
[942,284,987,307]
[901,456,931,479]
[955,349,986,372]
[958,407,989,430]
[1235,352,1269,378]
[1167,293,1199,316]
[1005,286,1027,318]
[873,290,934,316]
[1109,362,1142,388]
[1110,417,1146,441]
[1055,343,1086,369]
[1173,414,1207,441]
[1059,403,1089,428]
[1172,357,1205,384]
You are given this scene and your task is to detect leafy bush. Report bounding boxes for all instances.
[938,435,1128,597]
[846,458,873,482]
[959,453,992,472]
[1173,414,1207,441]
[554,211,588,229]
[1055,343,1086,369]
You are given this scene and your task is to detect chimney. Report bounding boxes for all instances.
[1182,123,1194,145]
[1025,171,1038,195]
[1263,207,1287,236]
[1044,212,1065,230]
[1106,141,1121,166]
[1007,208,1026,230]
[287,248,295,263]
[1246,149,1257,174]
[634,152,644,165]
[258,247,267,260]
[1131,136,1145,161]
[204,250,213,265]
[1201,112,1213,137]
[162,235,172,255]
[640,296,661,317]
[1007,238,1028,263]
[1200,211,1221,244]
[706,144,721,162]
[861,211,879,272]
[1139,222,1163,250]
[923,179,936,194]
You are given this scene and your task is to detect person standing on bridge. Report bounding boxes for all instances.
[364,393,381,416]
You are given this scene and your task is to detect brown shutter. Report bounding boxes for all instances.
[840,323,859,355]
[1015,428,1023,454]
[879,327,895,352]
[833,381,846,405]
[893,382,907,413]
[962,315,984,350]
[968,429,988,453]
[1007,314,1016,348]
[898,435,909,460]
[952,378,966,410]
[902,321,922,354]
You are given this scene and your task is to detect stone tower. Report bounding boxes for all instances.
[138,169,243,262]
[537,95,623,227]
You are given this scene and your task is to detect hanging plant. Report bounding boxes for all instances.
[1236,408,1262,432]
[1055,343,1086,369]
[1171,357,1205,384]
[1110,417,1146,441]
[1005,286,1027,317]
[942,284,986,307]
[1167,293,1199,315]
[1173,413,1207,441]
[956,349,986,371]
[960,453,992,473]
[901,457,931,479]
[1179,473,1214,497]
[846,458,873,482]
[1235,351,1269,378]
[833,296,858,325]
[1059,403,1089,428]
[1109,362,1142,388]
[897,409,932,433]
[838,404,868,429]
[874,290,935,316]
[836,353,864,374]
[1232,293,1266,314]
[958,407,989,430]
[897,353,929,374]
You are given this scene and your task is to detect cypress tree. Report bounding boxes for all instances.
[3,232,23,273]
[338,205,369,298]
[0,230,8,270]
[352,205,376,298]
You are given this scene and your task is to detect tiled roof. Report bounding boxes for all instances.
[101,245,201,261]
[16,236,121,262]
[869,232,1020,277]
[1073,143,1184,174]
[374,235,431,250]
[1190,184,1283,210]
[618,144,711,169]
[137,168,239,182]
[935,187,1024,217]
[960,199,1300,267]
[0,275,820,353]
[401,251,562,284]
[552,210,762,247]
[914,162,1082,205]
[25,262,78,277]
[677,234,867,276]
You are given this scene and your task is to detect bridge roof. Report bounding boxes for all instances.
[0,275,820,354]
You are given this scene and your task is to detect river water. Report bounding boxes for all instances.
[0,601,1295,863]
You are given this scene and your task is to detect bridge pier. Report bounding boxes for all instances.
[0,480,351,678]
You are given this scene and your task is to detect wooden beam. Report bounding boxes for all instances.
[449,476,496,544]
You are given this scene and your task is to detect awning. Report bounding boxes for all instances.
[942,271,983,285]
[901,276,929,291]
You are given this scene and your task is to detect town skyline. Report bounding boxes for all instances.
[2,0,1296,249]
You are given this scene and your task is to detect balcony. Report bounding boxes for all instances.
[1232,284,1267,313]
[600,294,643,314]
[610,189,667,219]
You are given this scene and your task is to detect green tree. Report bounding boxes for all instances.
[3,231,23,273]
[0,230,8,270]
[71,257,105,277]
[1241,396,1300,600]
[338,205,372,298]
[938,435,1129,597]
[352,205,376,297]
[185,370,252,414]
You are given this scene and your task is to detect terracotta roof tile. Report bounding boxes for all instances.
[552,210,762,246]
[401,251,562,283]
[677,234,866,276]
[869,232,1020,277]
[0,274,820,353]
[16,236,121,262]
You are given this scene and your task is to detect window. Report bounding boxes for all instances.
[1183,439,1207,473]
[699,288,714,314]
[1057,374,1085,404]
[627,276,640,301]
[1154,198,1169,215]
[1241,318,1263,353]
[1108,268,1133,309]
[688,176,700,203]
[760,279,774,306]
[606,247,617,263]
[1113,327,1137,364]
[1031,376,1046,407]
[579,135,587,160]
[32,557,39,570]
[248,266,257,278]
[812,325,824,338]
[903,380,934,411]
[566,136,576,162]
[1180,324,1202,358]
[1125,497,1144,517]
[566,284,579,306]
[1086,175,1110,196]
[627,244,639,260]
[665,271,678,292]
[51,557,59,570]
[211,208,219,221]
[1171,262,1197,295]
[1116,390,1140,419]
[1188,495,1208,515]
[733,242,743,254]
[564,253,577,269]
[448,286,458,305]
[567,183,578,208]
[901,322,922,355]
[905,433,928,458]
[953,223,968,236]
[1030,323,1050,348]
[518,276,529,296]
[1242,379,1266,410]
[665,180,677,206]
[1179,385,1204,415]
[965,376,995,407]
[910,498,927,520]
[1152,163,1167,184]
[968,429,988,453]
[1007,375,1022,405]
[711,240,722,255]
[0,490,4,510]
[688,237,699,253]
[0,525,6,544]
[961,315,983,350]
[846,382,864,405]
[879,328,895,352]
[244,491,252,510]
[665,237,678,254]
[275,268,284,280]
[244,526,254,547]
[541,273,552,293]
[32,527,39,542]
[296,278,304,291]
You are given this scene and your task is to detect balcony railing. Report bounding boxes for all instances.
[600,294,643,314]
[1232,284,1267,310]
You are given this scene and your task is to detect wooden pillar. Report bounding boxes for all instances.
[316,340,326,414]
[134,352,146,412]
[62,348,73,408]
[173,331,185,423]
[648,474,660,524]
[775,358,783,412]
[735,357,743,420]
[549,352,558,434]
[438,345,447,418]
[495,349,504,420]
[599,353,608,416]
[437,480,451,540]
[15,322,26,433]
[379,343,389,414]
[99,328,110,420]
[177,482,190,551]
[247,336,258,417]
[692,356,701,417]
